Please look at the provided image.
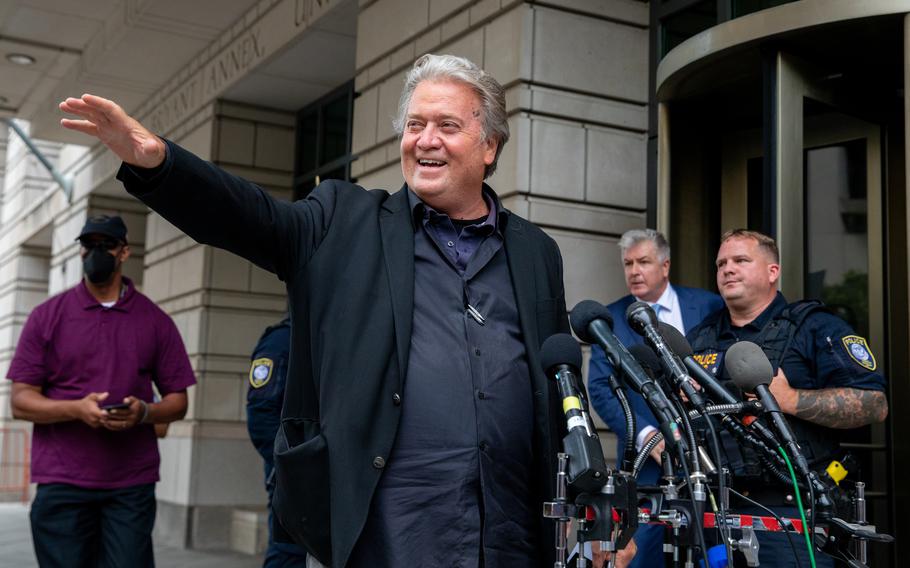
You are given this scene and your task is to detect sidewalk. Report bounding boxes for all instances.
[0,503,263,568]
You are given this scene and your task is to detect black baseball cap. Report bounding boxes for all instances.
[76,215,128,244]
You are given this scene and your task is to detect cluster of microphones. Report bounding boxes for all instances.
[539,300,892,568]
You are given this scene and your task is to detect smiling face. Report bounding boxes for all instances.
[622,240,670,303]
[399,80,497,216]
[715,236,779,312]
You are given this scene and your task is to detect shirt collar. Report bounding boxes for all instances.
[77,276,136,312]
[722,291,787,333]
[408,183,505,233]
[645,282,676,313]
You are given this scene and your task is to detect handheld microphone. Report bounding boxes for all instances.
[658,323,737,404]
[726,341,811,477]
[569,301,685,450]
[658,323,781,447]
[540,333,608,492]
[626,302,706,410]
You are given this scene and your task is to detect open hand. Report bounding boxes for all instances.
[768,367,798,414]
[59,94,166,168]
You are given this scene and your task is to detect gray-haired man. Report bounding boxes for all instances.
[60,55,576,568]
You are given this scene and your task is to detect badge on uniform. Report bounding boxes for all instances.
[842,335,877,371]
[249,358,274,388]
[693,351,720,374]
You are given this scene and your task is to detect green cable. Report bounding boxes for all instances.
[778,446,817,568]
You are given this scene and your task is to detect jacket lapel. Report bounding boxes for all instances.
[679,287,699,333]
[379,186,415,384]
[503,214,539,352]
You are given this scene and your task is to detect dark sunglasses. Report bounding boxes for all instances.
[79,238,123,251]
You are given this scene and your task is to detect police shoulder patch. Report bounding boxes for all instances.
[249,358,274,388]
[842,335,876,371]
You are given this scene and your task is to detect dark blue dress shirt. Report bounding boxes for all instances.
[349,188,537,567]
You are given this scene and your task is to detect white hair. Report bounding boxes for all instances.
[618,229,671,262]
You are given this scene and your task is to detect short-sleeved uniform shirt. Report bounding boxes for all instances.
[246,318,290,479]
[6,277,196,488]
[687,292,886,468]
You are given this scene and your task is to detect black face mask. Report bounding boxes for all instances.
[83,247,118,284]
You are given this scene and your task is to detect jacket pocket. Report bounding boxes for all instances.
[273,418,332,565]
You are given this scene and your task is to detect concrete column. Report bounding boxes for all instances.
[1,120,63,225]
[0,125,7,214]
[143,101,293,551]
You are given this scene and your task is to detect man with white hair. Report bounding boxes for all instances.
[587,228,722,568]
[60,55,577,568]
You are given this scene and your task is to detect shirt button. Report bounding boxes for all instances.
[372,456,386,469]
[447,240,454,247]
[477,391,486,399]
[474,348,481,356]
[479,442,488,451]
[392,393,401,406]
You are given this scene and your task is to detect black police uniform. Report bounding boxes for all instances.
[687,293,886,567]
[247,317,307,567]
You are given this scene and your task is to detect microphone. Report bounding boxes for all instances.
[726,341,811,477]
[658,323,739,405]
[629,344,719,476]
[569,301,685,450]
[627,344,666,387]
[540,333,608,492]
[658,323,781,447]
[626,302,706,410]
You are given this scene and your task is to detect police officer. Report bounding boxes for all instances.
[247,317,307,567]
[687,229,888,567]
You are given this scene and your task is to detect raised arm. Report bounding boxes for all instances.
[60,94,339,281]
[60,94,166,169]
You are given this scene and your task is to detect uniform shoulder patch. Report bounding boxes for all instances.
[249,358,274,388]
[842,335,877,371]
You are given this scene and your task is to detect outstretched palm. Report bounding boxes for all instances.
[59,94,166,169]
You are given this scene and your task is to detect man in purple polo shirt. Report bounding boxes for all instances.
[7,215,196,568]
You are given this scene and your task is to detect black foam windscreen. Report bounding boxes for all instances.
[540,333,583,373]
[628,343,662,381]
[658,322,694,358]
[726,341,774,392]
[569,300,614,344]
[626,301,658,335]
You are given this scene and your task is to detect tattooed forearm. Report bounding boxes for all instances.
[793,388,888,429]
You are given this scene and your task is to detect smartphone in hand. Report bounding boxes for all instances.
[101,402,131,411]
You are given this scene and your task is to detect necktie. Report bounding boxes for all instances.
[652,303,662,322]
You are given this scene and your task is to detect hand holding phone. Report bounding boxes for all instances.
[101,402,131,411]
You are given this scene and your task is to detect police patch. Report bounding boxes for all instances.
[249,358,274,388]
[693,351,720,374]
[842,336,876,371]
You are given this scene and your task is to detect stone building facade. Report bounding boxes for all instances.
[0,0,649,551]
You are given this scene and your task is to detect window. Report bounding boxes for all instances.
[293,81,355,199]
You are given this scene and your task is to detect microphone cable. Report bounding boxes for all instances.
[779,447,817,568]
[728,487,801,566]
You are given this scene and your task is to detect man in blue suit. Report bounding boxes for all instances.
[588,229,722,568]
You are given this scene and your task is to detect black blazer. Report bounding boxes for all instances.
[119,141,570,567]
